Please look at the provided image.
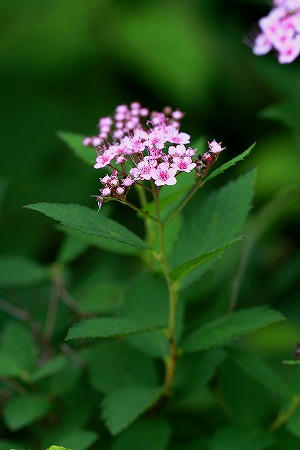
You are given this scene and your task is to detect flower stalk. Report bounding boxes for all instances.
[153,186,179,395]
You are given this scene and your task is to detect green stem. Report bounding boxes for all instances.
[135,185,156,246]
[164,178,203,226]
[152,185,178,396]
[269,395,300,432]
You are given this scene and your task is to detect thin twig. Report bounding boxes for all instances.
[269,395,300,432]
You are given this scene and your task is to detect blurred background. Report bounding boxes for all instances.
[1,0,299,257]
[0,0,300,447]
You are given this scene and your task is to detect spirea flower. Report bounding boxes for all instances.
[83,103,225,208]
[251,0,300,63]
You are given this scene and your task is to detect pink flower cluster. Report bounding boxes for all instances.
[253,0,300,63]
[83,104,225,208]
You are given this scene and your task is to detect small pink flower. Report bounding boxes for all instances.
[203,152,213,162]
[167,126,190,145]
[92,137,102,147]
[123,177,134,186]
[94,152,113,169]
[172,110,184,120]
[168,144,187,157]
[151,162,177,186]
[110,177,119,187]
[172,156,196,173]
[102,187,111,196]
[140,108,149,116]
[208,140,225,153]
[131,102,141,109]
[186,147,196,157]
[116,105,128,113]
[253,33,273,55]
[82,137,92,146]
[116,186,125,195]
[278,37,300,62]
[147,129,167,149]
[100,174,110,184]
[99,117,113,127]
[129,167,141,180]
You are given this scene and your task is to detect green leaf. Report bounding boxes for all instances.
[0,441,21,450]
[169,238,241,284]
[286,408,300,438]
[48,360,81,396]
[171,170,256,286]
[210,424,274,450]
[3,394,51,431]
[83,341,158,394]
[52,430,98,450]
[66,317,165,340]
[58,225,138,256]
[182,306,285,353]
[74,280,125,315]
[122,272,169,358]
[30,355,68,382]
[175,348,226,389]
[231,348,291,397]
[25,203,148,250]
[229,348,292,397]
[260,96,300,132]
[101,385,163,435]
[203,144,255,186]
[0,352,23,377]
[112,418,171,450]
[58,234,90,264]
[58,131,96,165]
[0,256,50,287]
[2,322,38,374]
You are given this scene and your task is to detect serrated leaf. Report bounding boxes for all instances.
[2,322,38,374]
[112,418,171,450]
[52,429,98,450]
[0,256,50,287]
[210,424,274,450]
[101,385,163,435]
[66,317,165,340]
[25,203,148,250]
[229,348,292,397]
[30,355,68,382]
[58,131,96,165]
[58,225,138,256]
[203,144,255,186]
[169,238,241,284]
[3,394,51,431]
[171,170,256,286]
[182,306,285,353]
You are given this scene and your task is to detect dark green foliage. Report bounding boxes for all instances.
[26,203,148,249]
[1,4,300,446]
